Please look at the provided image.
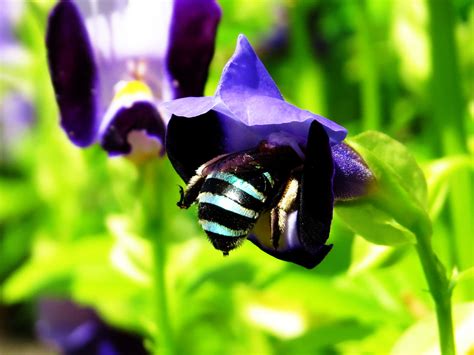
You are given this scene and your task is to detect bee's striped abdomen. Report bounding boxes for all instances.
[197,171,271,253]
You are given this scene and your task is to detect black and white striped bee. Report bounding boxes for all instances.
[177,121,334,260]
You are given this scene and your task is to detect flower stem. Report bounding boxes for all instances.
[139,161,175,355]
[426,0,472,271]
[415,229,455,355]
[152,219,174,355]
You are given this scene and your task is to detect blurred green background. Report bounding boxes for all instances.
[1,0,473,354]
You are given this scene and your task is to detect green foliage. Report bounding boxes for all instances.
[336,131,431,246]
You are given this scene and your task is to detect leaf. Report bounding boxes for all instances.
[349,235,409,275]
[0,178,38,220]
[391,302,474,355]
[2,235,112,303]
[106,215,152,285]
[423,155,473,220]
[336,131,431,246]
[265,272,407,325]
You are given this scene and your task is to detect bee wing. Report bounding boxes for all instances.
[298,120,334,260]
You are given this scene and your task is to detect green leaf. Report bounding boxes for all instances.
[349,235,409,275]
[0,178,38,220]
[336,131,431,245]
[106,215,152,285]
[424,155,473,220]
[2,235,112,303]
[391,302,474,355]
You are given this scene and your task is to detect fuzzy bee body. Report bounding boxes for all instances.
[197,169,276,253]
[176,121,338,268]
[178,142,302,255]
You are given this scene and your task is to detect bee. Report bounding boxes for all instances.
[177,121,334,263]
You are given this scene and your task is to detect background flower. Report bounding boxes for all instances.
[46,0,220,158]
[37,298,148,355]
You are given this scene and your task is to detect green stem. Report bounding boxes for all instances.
[426,0,472,272]
[140,162,175,355]
[152,221,174,355]
[415,230,455,355]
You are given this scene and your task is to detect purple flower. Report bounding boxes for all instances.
[46,0,220,160]
[162,35,374,269]
[0,1,34,162]
[37,298,148,355]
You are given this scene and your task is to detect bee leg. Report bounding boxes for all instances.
[270,177,299,249]
[177,174,204,209]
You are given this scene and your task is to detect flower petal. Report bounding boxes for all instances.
[216,34,284,102]
[166,110,225,181]
[100,101,165,156]
[37,298,148,355]
[46,0,98,147]
[216,35,347,143]
[248,212,333,269]
[298,121,334,252]
[166,0,221,98]
[332,143,375,200]
[163,35,348,177]
[74,0,172,61]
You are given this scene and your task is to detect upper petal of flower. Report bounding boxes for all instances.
[69,0,173,113]
[163,35,347,181]
[46,0,98,147]
[215,35,347,142]
[166,0,221,98]
[215,34,284,101]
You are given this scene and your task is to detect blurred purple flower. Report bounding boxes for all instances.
[37,298,148,355]
[162,35,374,268]
[0,0,27,62]
[0,1,34,162]
[46,0,220,161]
[0,94,34,161]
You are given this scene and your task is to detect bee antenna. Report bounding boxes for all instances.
[222,251,229,257]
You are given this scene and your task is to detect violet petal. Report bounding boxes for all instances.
[46,0,98,147]
[215,34,284,101]
[37,298,148,355]
[166,110,224,182]
[248,212,332,269]
[166,0,221,98]
[298,121,334,252]
[332,143,375,200]
[216,35,347,143]
[99,101,165,156]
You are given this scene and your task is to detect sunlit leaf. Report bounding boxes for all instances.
[2,235,112,302]
[0,178,38,220]
[424,155,473,220]
[391,302,474,355]
[349,235,408,275]
[336,131,431,245]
